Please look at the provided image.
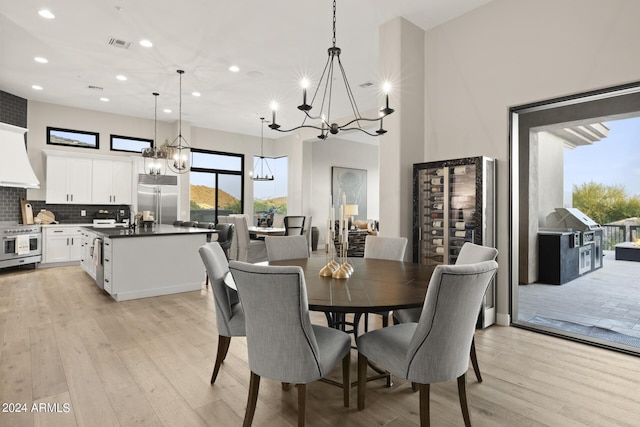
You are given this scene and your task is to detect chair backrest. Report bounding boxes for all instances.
[173,220,184,226]
[363,235,408,261]
[230,214,251,262]
[265,235,310,261]
[455,242,498,265]
[272,214,285,228]
[284,216,306,236]
[229,261,326,383]
[196,222,213,229]
[182,221,198,227]
[406,260,498,384]
[217,216,237,260]
[303,215,312,249]
[215,223,235,251]
[199,242,244,337]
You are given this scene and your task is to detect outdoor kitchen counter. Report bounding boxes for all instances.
[81,225,216,301]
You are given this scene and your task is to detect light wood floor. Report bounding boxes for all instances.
[1,266,639,427]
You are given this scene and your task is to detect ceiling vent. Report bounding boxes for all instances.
[107,37,131,49]
[88,85,104,91]
[359,82,374,88]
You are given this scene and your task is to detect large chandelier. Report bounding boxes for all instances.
[167,69,190,174]
[252,117,274,181]
[269,0,394,139]
[141,92,167,177]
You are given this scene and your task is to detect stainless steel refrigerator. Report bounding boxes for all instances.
[137,174,178,225]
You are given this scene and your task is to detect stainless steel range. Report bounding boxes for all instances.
[0,222,42,269]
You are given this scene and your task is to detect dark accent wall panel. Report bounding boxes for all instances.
[0,90,29,222]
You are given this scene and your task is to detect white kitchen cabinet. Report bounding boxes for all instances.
[43,225,84,263]
[45,156,93,204]
[92,159,133,204]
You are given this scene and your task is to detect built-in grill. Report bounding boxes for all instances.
[539,208,603,284]
[0,222,42,269]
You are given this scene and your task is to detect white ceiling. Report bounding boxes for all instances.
[0,0,491,138]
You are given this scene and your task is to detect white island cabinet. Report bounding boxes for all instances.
[43,224,85,264]
[86,225,215,301]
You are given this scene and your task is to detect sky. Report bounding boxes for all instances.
[564,117,640,198]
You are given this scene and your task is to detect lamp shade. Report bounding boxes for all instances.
[345,204,359,216]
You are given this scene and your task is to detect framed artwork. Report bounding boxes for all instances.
[47,127,99,149]
[110,134,152,153]
[332,166,367,220]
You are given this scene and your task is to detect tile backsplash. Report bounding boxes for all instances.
[0,187,27,222]
[0,190,130,224]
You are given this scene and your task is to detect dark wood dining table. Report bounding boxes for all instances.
[268,256,435,318]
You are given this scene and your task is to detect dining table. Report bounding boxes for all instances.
[247,226,286,236]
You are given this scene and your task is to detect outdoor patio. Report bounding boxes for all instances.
[518,250,640,349]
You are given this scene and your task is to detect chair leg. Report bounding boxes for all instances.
[381,312,389,328]
[457,373,472,427]
[282,382,290,391]
[205,273,209,287]
[296,383,306,427]
[342,352,350,408]
[411,382,419,392]
[357,353,368,410]
[243,372,260,427]
[211,335,231,384]
[419,383,430,427]
[470,336,482,382]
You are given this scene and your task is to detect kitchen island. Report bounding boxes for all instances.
[82,225,216,301]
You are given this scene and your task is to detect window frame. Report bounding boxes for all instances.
[110,134,153,153]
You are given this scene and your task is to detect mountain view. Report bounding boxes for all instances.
[190,185,237,209]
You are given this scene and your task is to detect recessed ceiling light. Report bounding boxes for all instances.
[38,9,55,19]
[229,65,240,73]
[32,85,43,90]
[116,74,127,81]
[34,57,48,64]
[139,39,153,48]
[163,109,172,113]
[192,92,201,97]
[100,97,109,102]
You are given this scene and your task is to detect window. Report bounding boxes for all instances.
[190,148,244,223]
[47,127,98,149]
[110,134,152,153]
[253,156,288,224]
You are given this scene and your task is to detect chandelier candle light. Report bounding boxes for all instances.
[252,117,274,181]
[167,69,190,174]
[269,0,394,139]
[141,92,167,177]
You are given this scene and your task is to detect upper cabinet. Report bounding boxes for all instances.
[43,150,133,205]
[45,156,93,204]
[92,159,132,205]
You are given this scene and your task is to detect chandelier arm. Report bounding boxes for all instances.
[269,123,326,133]
[337,56,364,123]
[339,126,384,137]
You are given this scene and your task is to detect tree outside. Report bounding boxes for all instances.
[572,181,640,225]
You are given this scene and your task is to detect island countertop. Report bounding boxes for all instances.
[82,224,216,238]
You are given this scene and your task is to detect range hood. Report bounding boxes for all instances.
[0,122,40,189]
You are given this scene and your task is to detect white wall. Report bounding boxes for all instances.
[310,138,379,247]
[422,0,640,324]
[26,101,270,218]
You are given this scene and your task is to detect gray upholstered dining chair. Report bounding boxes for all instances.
[265,235,310,261]
[198,242,245,385]
[230,215,267,263]
[363,235,408,261]
[357,260,499,427]
[394,242,498,382]
[214,223,235,259]
[284,215,306,235]
[361,235,408,330]
[229,261,351,427]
